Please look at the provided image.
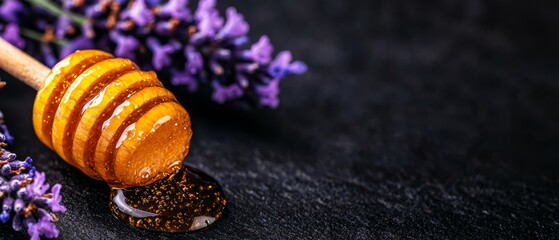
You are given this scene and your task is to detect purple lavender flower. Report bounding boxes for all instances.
[0,197,14,223]
[41,44,58,68]
[171,69,198,91]
[0,0,23,23]
[55,16,72,38]
[190,0,223,43]
[13,198,24,212]
[157,0,191,21]
[12,214,22,231]
[255,79,280,108]
[27,171,49,196]
[216,7,249,40]
[249,35,273,65]
[212,82,243,104]
[83,1,105,18]
[185,46,203,73]
[1,23,25,49]
[191,13,219,42]
[194,0,220,23]
[0,111,65,239]
[27,215,60,240]
[121,0,154,27]
[48,184,66,213]
[110,32,140,60]
[60,35,94,58]
[269,51,308,79]
[146,37,182,70]
[81,20,95,38]
[0,0,307,108]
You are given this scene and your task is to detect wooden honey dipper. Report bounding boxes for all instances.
[0,38,192,188]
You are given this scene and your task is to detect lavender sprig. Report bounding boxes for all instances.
[0,111,65,240]
[0,0,307,108]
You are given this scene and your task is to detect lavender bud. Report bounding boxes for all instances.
[121,0,154,27]
[255,79,280,108]
[55,15,71,38]
[0,167,12,176]
[2,197,14,213]
[146,38,182,70]
[0,0,24,23]
[13,199,24,213]
[8,158,31,171]
[1,23,25,49]
[110,32,139,60]
[12,214,22,231]
[212,82,243,103]
[84,2,105,18]
[171,69,198,91]
[158,0,191,20]
[10,173,29,181]
[28,167,36,179]
[1,152,16,161]
[269,51,307,78]
[185,46,203,74]
[49,184,66,213]
[0,211,9,223]
[0,183,11,193]
[216,7,249,40]
[40,44,57,68]
[8,179,19,190]
[16,188,28,200]
[249,35,273,65]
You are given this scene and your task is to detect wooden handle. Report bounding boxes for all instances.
[0,37,50,90]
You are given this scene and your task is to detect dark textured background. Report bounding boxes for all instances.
[1,0,559,239]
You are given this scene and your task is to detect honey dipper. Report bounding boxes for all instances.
[0,37,192,188]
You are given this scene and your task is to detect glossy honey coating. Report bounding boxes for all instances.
[32,50,193,188]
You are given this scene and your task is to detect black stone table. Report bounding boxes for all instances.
[0,0,558,239]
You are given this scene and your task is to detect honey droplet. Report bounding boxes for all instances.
[109,166,227,232]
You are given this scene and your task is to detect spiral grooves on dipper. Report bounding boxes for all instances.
[33,50,192,187]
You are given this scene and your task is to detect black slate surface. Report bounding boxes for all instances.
[1,0,559,239]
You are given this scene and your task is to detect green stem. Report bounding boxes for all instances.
[25,0,87,25]
[20,28,68,46]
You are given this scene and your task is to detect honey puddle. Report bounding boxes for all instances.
[109,166,227,232]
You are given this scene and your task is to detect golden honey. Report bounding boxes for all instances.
[32,50,193,188]
[109,166,227,232]
[0,39,227,233]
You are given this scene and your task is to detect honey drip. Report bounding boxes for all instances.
[109,166,227,232]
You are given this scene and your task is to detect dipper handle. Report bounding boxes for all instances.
[0,37,49,90]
